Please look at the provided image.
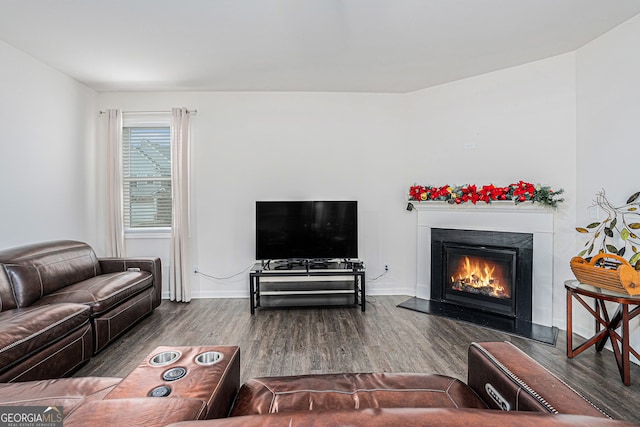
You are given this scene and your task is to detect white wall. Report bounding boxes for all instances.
[0,12,624,338]
[97,91,410,298]
[0,40,98,249]
[98,53,578,320]
[576,14,640,355]
[406,53,577,327]
[0,10,638,357]
[577,14,640,216]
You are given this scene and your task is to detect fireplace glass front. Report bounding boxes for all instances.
[443,243,517,317]
[430,228,533,322]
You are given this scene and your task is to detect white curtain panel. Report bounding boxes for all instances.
[170,107,192,302]
[105,109,125,257]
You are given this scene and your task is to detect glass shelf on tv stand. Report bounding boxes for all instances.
[249,259,365,314]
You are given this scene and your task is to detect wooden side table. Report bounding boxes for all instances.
[565,280,640,385]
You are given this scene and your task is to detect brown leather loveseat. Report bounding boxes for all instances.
[178,341,627,426]
[0,342,634,426]
[0,240,161,382]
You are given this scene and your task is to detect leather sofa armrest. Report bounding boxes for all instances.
[99,257,162,308]
[467,341,609,418]
[63,397,207,426]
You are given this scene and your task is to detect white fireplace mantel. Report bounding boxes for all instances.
[413,201,554,327]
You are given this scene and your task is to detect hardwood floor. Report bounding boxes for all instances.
[75,296,640,424]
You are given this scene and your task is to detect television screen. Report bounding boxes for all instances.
[256,201,358,260]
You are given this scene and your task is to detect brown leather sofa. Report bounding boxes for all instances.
[166,342,632,427]
[0,376,210,426]
[0,345,241,426]
[183,341,627,426]
[0,240,161,382]
[170,409,633,427]
[0,342,635,426]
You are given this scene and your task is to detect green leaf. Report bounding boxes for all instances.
[606,244,618,253]
[577,249,587,257]
[576,227,589,233]
[588,244,594,255]
[626,191,640,204]
[629,223,640,229]
[604,227,614,237]
[586,222,600,229]
[611,218,617,229]
[629,252,640,265]
[619,247,626,257]
[621,228,630,241]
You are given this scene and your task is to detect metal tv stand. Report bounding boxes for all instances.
[249,259,365,314]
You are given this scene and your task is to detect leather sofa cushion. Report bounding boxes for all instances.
[0,303,90,371]
[0,241,101,308]
[30,271,153,315]
[169,408,638,427]
[0,268,17,312]
[0,377,120,417]
[230,373,487,417]
[64,397,208,426]
[0,323,93,383]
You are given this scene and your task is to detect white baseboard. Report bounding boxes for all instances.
[162,288,415,300]
[162,290,247,299]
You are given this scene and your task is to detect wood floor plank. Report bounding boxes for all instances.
[74,296,640,423]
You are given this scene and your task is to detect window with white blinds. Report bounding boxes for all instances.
[122,126,172,229]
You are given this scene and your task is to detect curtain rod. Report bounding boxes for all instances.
[98,109,197,115]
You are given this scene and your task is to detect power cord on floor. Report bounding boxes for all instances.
[365,295,378,307]
[363,264,386,309]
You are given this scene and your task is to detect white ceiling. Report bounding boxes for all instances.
[1,0,639,93]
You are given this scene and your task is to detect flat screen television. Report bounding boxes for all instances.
[256,201,358,260]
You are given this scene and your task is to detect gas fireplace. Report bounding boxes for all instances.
[431,228,533,322]
[399,203,557,344]
[448,253,512,298]
[445,244,516,317]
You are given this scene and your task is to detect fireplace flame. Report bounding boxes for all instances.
[450,256,510,298]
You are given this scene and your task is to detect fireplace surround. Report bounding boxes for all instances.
[399,202,558,344]
[430,228,533,321]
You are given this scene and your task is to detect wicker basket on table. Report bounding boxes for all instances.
[570,253,640,296]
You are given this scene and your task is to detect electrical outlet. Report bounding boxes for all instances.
[384,265,389,272]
